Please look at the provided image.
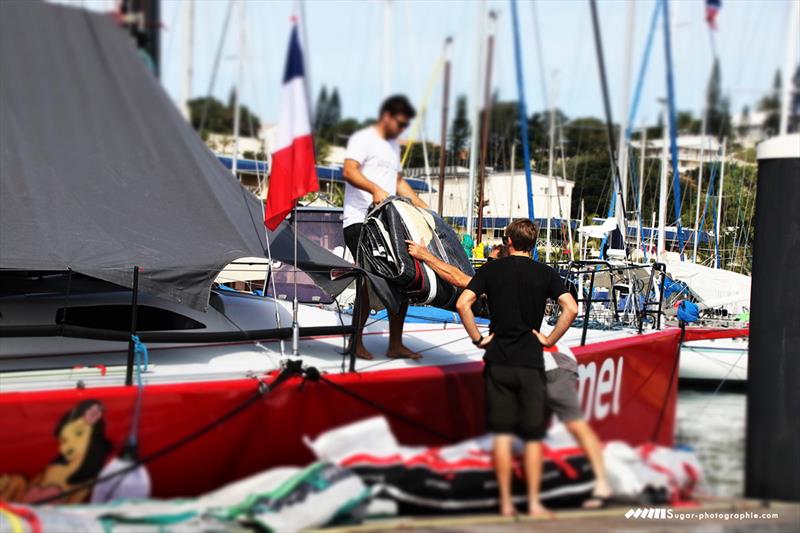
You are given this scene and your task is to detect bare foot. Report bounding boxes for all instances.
[528,501,555,519]
[500,503,516,517]
[386,344,422,360]
[354,345,375,360]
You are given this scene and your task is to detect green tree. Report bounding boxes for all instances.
[316,86,343,143]
[188,90,261,136]
[328,89,342,127]
[706,58,731,139]
[677,111,700,133]
[758,70,781,135]
[315,85,330,133]
[738,105,750,139]
[792,65,800,133]
[449,95,471,165]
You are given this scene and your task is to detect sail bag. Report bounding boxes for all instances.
[357,198,476,312]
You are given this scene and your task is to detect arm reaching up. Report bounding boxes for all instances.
[406,240,472,289]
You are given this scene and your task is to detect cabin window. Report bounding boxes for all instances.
[55,305,206,331]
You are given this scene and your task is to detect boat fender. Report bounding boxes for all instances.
[676,300,700,323]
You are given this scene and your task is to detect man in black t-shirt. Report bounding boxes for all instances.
[455,219,578,518]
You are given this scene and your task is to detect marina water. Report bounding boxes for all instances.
[676,389,746,497]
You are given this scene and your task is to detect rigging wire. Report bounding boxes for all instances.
[588,0,629,260]
[197,0,234,136]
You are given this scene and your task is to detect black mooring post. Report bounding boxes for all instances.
[746,136,800,502]
[348,272,362,373]
[125,266,140,386]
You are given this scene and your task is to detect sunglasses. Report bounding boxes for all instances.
[394,117,410,129]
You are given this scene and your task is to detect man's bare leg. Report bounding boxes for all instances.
[386,301,421,359]
[566,419,612,506]
[493,434,516,517]
[524,441,553,518]
[349,279,374,360]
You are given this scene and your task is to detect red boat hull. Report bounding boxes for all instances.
[0,329,685,502]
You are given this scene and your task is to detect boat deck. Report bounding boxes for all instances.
[0,305,643,392]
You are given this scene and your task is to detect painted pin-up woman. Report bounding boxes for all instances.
[0,400,112,503]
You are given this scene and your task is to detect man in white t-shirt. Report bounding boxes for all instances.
[342,95,428,361]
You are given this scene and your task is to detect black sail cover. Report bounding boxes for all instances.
[359,198,482,314]
[0,1,354,310]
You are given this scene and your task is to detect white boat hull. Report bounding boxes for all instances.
[679,337,748,382]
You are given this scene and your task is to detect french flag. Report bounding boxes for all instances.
[265,24,318,231]
[705,0,721,30]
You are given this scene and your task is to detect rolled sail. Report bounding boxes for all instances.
[358,197,478,312]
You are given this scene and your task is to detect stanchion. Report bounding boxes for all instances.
[125,265,140,387]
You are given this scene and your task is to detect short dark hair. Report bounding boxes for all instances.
[505,219,539,252]
[379,95,416,119]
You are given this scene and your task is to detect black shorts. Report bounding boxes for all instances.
[343,223,363,263]
[483,363,547,441]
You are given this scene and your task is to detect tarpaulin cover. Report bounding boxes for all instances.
[0,1,354,310]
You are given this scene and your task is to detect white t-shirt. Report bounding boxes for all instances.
[342,126,401,228]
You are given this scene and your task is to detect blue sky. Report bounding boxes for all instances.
[74,0,796,138]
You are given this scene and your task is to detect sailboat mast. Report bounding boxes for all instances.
[662,0,685,259]
[508,142,516,223]
[693,110,707,262]
[420,117,433,206]
[558,120,575,257]
[510,0,536,229]
[715,137,727,269]
[382,0,392,97]
[231,0,245,177]
[476,10,496,245]
[658,106,668,258]
[579,199,585,260]
[616,0,636,225]
[650,210,657,255]
[779,0,800,135]
[637,125,646,253]
[545,73,556,262]
[437,37,453,215]
[466,0,487,238]
[180,0,194,121]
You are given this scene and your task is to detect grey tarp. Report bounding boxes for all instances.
[0,1,354,310]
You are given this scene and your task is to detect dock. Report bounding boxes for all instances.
[313,499,800,532]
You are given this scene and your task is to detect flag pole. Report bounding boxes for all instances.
[292,206,299,356]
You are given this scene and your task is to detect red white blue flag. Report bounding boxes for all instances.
[705,0,721,30]
[265,24,318,231]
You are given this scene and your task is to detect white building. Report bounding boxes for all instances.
[206,123,276,159]
[630,135,723,174]
[411,167,574,242]
[731,109,769,148]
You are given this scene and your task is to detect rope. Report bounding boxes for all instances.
[650,324,684,442]
[31,375,276,505]
[304,368,456,442]
[400,56,445,169]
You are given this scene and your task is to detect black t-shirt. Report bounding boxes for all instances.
[466,255,568,368]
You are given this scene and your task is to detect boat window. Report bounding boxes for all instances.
[55,305,206,331]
